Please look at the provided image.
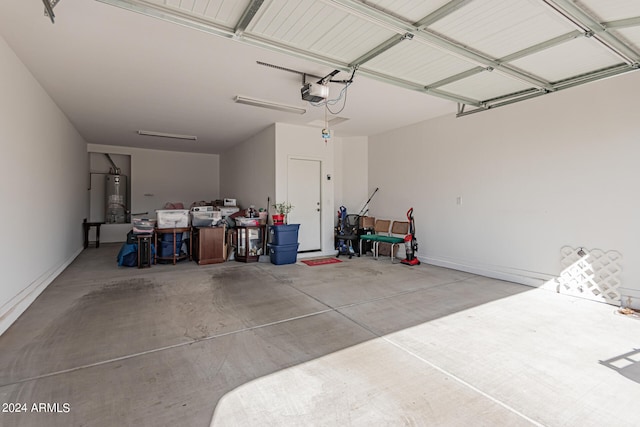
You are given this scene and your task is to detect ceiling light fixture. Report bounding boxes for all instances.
[234,95,306,114]
[137,130,197,141]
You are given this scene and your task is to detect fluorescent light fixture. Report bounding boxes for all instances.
[137,130,197,141]
[234,95,306,114]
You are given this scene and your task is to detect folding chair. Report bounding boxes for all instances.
[359,219,391,258]
[373,221,409,263]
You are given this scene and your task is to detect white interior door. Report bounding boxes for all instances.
[287,158,321,252]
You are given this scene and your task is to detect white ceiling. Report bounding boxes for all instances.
[1,0,639,154]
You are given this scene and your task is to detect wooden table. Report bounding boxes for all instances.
[83,219,104,249]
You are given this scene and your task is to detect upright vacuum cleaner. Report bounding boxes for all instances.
[401,207,420,266]
[336,205,355,257]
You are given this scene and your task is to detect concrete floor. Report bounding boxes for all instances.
[1,244,640,426]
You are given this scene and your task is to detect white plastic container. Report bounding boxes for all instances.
[132,218,156,233]
[235,217,260,226]
[191,212,214,227]
[156,209,189,228]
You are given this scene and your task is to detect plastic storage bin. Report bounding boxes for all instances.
[132,218,156,234]
[236,217,260,227]
[192,212,215,227]
[268,243,299,265]
[160,241,181,257]
[269,224,300,246]
[156,210,189,228]
[161,232,183,243]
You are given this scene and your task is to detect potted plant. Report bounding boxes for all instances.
[272,202,293,225]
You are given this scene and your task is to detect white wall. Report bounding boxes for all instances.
[220,124,364,257]
[0,36,88,335]
[369,71,640,304]
[275,123,337,257]
[334,136,369,215]
[220,124,276,211]
[88,144,220,242]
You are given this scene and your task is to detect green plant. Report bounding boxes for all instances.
[272,202,293,215]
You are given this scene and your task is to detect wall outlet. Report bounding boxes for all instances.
[456,196,462,205]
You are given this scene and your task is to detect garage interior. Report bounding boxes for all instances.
[1,0,640,426]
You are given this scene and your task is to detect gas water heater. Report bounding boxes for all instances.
[105,173,127,223]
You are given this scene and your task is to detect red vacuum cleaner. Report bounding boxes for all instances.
[401,207,420,266]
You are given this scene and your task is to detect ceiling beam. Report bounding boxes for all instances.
[325,0,554,91]
[42,0,59,23]
[425,87,480,106]
[552,63,634,89]
[451,30,593,95]
[96,0,237,39]
[322,0,416,35]
[458,63,636,117]
[234,0,264,37]
[603,16,640,30]
[481,88,543,105]
[499,30,582,62]
[357,67,481,106]
[426,31,583,90]
[539,0,640,65]
[349,32,413,68]
[99,0,640,115]
[457,90,546,117]
[96,0,353,73]
[426,67,485,90]
[411,31,554,90]
[99,0,483,107]
[414,0,474,29]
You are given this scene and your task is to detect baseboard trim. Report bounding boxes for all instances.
[0,247,83,336]
[422,255,554,288]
